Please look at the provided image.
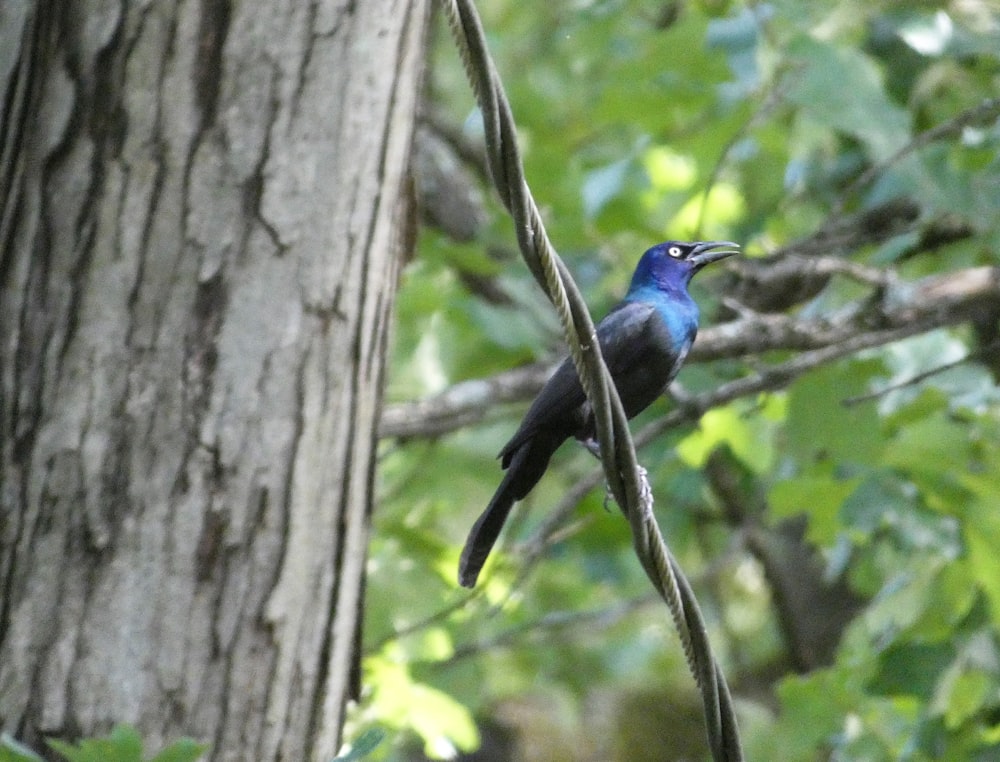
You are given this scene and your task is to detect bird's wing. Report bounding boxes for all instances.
[499,302,659,463]
[594,301,661,377]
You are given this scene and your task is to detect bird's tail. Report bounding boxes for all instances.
[458,434,560,588]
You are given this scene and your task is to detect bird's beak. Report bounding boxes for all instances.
[688,240,740,270]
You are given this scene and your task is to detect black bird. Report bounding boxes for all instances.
[458,240,739,587]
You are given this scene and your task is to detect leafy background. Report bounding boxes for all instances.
[362,0,1000,759]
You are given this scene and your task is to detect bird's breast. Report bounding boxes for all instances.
[651,297,699,348]
[610,304,697,420]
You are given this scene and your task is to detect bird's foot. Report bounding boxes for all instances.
[637,465,654,520]
[602,488,614,513]
[581,437,602,460]
[600,465,651,515]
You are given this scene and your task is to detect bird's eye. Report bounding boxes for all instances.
[667,246,683,258]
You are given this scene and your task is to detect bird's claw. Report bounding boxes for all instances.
[600,465,652,516]
[637,465,654,520]
[582,437,602,460]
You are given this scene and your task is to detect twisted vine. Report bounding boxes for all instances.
[438,1,744,759]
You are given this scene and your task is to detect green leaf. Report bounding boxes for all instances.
[332,728,386,761]
[929,631,1000,731]
[769,474,861,544]
[774,667,862,756]
[47,726,143,762]
[914,561,977,640]
[885,411,974,509]
[786,360,886,467]
[868,641,955,699]
[935,667,993,730]
[147,739,208,762]
[668,182,747,238]
[366,653,479,759]
[642,146,697,192]
[964,502,1000,624]
[676,398,778,473]
[839,471,962,560]
[857,556,969,650]
[8,729,203,762]
[787,37,911,160]
[0,734,46,762]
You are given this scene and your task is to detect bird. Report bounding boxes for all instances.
[458,240,739,588]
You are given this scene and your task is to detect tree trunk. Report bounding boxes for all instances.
[0,1,427,760]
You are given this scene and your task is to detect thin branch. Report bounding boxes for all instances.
[366,592,475,655]
[834,96,1000,217]
[841,338,1000,406]
[725,198,921,314]
[380,361,551,438]
[381,265,1000,439]
[443,595,657,663]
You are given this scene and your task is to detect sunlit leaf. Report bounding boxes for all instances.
[676,401,775,472]
[668,182,746,237]
[365,655,479,759]
[963,503,1000,624]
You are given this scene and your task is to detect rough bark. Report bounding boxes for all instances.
[0,1,427,760]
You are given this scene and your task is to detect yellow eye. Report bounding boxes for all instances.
[668,246,683,258]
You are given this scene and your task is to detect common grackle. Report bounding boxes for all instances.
[458,240,739,588]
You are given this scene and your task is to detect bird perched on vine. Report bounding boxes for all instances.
[459,240,739,588]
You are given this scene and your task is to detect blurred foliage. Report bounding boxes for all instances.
[0,726,207,762]
[365,0,1000,759]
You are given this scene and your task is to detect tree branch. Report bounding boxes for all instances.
[380,361,551,438]
[381,265,1000,439]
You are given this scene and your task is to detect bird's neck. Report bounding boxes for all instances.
[626,278,694,307]
[625,282,699,340]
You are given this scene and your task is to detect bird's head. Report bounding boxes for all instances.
[629,240,740,293]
